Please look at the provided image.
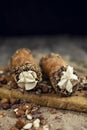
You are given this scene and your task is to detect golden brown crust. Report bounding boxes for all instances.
[40,53,66,77]
[11,48,37,69]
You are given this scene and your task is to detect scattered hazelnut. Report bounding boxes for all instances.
[0,98,10,109]
[22,103,32,111]
[23,122,33,129]
[10,81,18,89]
[40,119,46,125]
[27,114,32,120]
[15,109,25,117]
[25,109,30,115]
[16,119,26,129]
[43,125,49,130]
[1,98,9,104]
[2,103,10,110]
[10,126,19,130]
[10,98,18,105]
[0,76,7,84]
[50,108,57,114]
[14,108,18,112]
[33,118,40,129]
[31,106,39,112]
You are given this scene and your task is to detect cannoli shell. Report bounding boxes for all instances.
[11,48,37,69]
[40,53,66,77]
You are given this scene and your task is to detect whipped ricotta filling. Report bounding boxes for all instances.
[58,66,78,93]
[17,70,38,90]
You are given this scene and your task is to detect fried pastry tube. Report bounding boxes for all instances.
[10,48,42,90]
[40,53,79,96]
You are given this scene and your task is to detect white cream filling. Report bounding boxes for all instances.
[17,70,38,90]
[58,66,78,93]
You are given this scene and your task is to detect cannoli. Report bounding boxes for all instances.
[40,53,80,96]
[10,48,42,91]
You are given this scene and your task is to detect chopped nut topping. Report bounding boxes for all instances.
[58,66,78,93]
[43,125,49,130]
[33,118,40,129]
[23,122,33,129]
[16,119,26,129]
[17,70,38,90]
[14,108,18,112]
[27,114,32,120]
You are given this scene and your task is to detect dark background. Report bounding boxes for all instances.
[0,1,87,70]
[0,1,87,36]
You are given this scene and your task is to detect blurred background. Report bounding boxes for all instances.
[0,1,87,73]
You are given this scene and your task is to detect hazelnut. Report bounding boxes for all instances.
[27,114,32,120]
[33,118,40,129]
[0,76,7,84]
[40,119,46,125]
[22,103,32,111]
[31,106,39,112]
[10,98,18,105]
[23,122,33,129]
[16,119,26,129]
[10,126,19,130]
[1,98,9,104]
[15,109,25,117]
[50,108,57,114]
[2,103,10,110]
[10,81,18,89]
[43,125,49,130]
